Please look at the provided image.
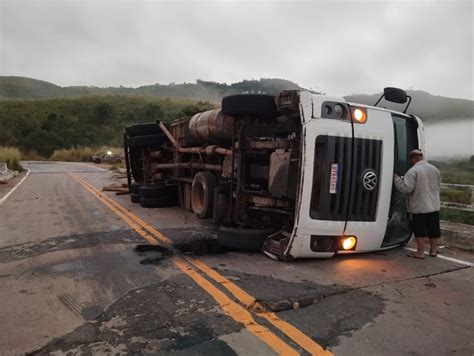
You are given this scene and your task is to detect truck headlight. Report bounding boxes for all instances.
[341,236,357,250]
[351,107,367,124]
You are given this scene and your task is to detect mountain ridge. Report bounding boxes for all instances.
[1,76,472,121]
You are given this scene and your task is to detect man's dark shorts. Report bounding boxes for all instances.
[411,211,441,238]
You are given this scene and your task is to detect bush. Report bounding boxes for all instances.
[50,146,122,162]
[0,146,22,171]
[21,150,46,161]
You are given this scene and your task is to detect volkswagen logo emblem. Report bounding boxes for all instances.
[361,169,378,191]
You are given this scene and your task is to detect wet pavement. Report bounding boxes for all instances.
[0,161,472,355]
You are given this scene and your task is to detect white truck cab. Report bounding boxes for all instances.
[264,88,423,259]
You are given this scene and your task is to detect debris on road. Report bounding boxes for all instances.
[0,162,19,184]
[102,184,129,193]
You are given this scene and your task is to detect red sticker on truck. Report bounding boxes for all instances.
[329,163,339,194]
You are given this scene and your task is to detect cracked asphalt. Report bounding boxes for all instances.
[0,161,473,355]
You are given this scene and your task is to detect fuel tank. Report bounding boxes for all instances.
[189,109,233,142]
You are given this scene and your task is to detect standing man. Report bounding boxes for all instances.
[394,149,441,259]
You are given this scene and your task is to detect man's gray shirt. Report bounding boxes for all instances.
[394,160,441,214]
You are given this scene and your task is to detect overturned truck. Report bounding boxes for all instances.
[124,88,424,260]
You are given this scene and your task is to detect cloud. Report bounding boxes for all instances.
[1,0,472,99]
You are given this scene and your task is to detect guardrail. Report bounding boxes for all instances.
[440,183,474,212]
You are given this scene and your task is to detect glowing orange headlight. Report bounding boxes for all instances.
[351,107,367,124]
[341,236,357,250]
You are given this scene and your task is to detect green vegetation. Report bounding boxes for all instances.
[0,146,22,171]
[0,76,309,102]
[440,208,474,226]
[433,157,474,185]
[440,188,471,205]
[0,95,214,157]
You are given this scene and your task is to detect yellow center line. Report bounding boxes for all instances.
[68,172,299,355]
[190,258,332,356]
[174,259,299,356]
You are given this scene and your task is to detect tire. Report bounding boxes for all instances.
[126,134,167,147]
[115,159,122,164]
[125,123,163,137]
[191,172,217,219]
[217,226,278,251]
[139,184,178,199]
[130,182,143,194]
[140,195,177,208]
[94,158,101,164]
[131,193,141,203]
[221,94,277,117]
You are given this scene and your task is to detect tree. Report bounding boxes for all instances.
[142,103,164,121]
[93,103,114,122]
[23,130,62,157]
[41,112,58,131]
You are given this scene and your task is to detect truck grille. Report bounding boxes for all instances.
[310,135,382,222]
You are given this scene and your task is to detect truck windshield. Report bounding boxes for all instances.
[393,115,419,176]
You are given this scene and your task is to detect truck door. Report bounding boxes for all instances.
[381,115,419,247]
[343,108,395,251]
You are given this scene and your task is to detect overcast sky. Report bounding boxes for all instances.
[0,0,472,99]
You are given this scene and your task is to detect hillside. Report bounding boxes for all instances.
[0,76,63,99]
[1,76,472,157]
[1,76,472,122]
[345,91,474,121]
[0,76,309,102]
[0,95,214,157]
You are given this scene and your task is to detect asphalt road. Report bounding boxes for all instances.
[0,161,472,355]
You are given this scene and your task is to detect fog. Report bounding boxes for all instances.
[1,0,473,100]
[424,119,474,159]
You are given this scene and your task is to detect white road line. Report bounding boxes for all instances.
[0,169,30,205]
[404,247,473,267]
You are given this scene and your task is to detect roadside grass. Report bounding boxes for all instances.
[440,188,471,205]
[0,146,22,171]
[433,157,474,185]
[50,147,122,162]
[440,208,474,225]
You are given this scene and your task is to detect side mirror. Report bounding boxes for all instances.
[384,87,407,103]
[374,87,412,113]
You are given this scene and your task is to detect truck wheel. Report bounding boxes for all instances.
[191,172,217,219]
[221,94,277,117]
[126,134,167,147]
[125,123,163,137]
[131,193,141,204]
[217,226,278,251]
[139,184,178,199]
[140,195,177,208]
[129,182,143,194]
